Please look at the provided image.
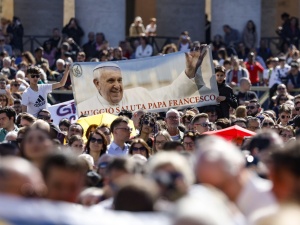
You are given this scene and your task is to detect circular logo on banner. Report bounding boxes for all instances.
[72,63,83,77]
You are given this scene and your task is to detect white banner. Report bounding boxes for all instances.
[48,100,78,125]
[71,46,218,116]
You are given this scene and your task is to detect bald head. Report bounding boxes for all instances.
[0,157,46,197]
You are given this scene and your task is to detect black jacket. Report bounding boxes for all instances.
[217,81,238,119]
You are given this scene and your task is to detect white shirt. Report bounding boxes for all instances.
[106,141,129,156]
[236,173,278,220]
[135,44,153,59]
[145,24,156,34]
[21,84,52,117]
[179,42,190,52]
[267,64,290,87]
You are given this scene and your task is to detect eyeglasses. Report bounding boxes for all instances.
[194,123,210,127]
[0,81,6,85]
[0,99,6,102]
[132,147,146,152]
[12,83,20,87]
[30,74,40,78]
[281,115,291,119]
[246,106,256,110]
[262,122,275,127]
[183,142,194,147]
[37,115,50,121]
[296,107,300,111]
[90,137,103,144]
[116,127,132,132]
[143,120,155,127]
[280,98,288,101]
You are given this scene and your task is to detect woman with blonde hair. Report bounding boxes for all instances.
[162,43,178,54]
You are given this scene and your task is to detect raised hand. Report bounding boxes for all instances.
[185,44,208,79]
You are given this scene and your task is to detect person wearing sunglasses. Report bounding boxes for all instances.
[84,131,107,164]
[278,104,292,126]
[9,79,22,94]
[134,113,156,148]
[21,64,70,117]
[261,117,276,130]
[96,124,112,145]
[129,138,151,159]
[37,109,52,123]
[246,99,261,117]
[191,113,210,134]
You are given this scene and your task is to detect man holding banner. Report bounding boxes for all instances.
[73,45,218,116]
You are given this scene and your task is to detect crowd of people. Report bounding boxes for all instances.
[1,12,300,225]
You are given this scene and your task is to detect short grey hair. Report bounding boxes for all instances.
[4,131,18,141]
[166,108,180,118]
[146,151,195,186]
[195,136,245,176]
[16,70,25,79]
[56,58,65,65]
[3,56,11,64]
[240,77,251,85]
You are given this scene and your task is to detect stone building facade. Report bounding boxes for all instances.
[0,0,299,50]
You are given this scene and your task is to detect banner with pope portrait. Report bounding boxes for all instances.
[71,46,219,116]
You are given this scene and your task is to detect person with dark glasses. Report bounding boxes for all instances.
[246,99,261,117]
[278,104,292,127]
[129,138,151,159]
[21,64,70,117]
[84,131,108,164]
[261,117,276,130]
[134,113,156,148]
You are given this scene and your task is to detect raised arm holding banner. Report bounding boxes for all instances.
[71,45,218,116]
